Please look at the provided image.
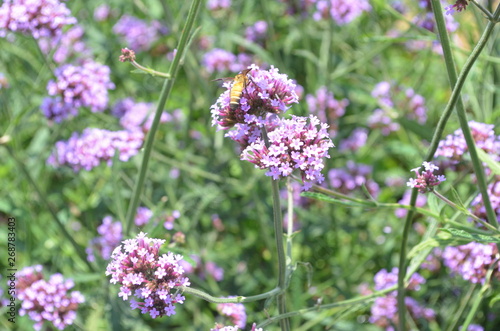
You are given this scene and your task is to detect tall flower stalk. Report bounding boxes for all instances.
[124,0,202,234]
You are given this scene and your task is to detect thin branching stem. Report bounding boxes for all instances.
[125,0,202,234]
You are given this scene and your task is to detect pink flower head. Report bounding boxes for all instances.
[16,266,84,331]
[211,64,299,129]
[217,299,247,329]
[240,115,334,190]
[407,161,446,193]
[0,0,76,39]
[105,232,190,318]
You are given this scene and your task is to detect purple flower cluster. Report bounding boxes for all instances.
[216,300,247,329]
[442,242,498,284]
[211,65,332,190]
[17,265,84,331]
[163,210,181,230]
[241,115,334,190]
[179,255,225,282]
[112,98,173,132]
[86,216,123,262]
[445,0,470,15]
[94,4,113,22]
[38,25,90,64]
[106,232,190,318]
[395,190,427,218]
[435,121,500,168]
[369,81,427,134]
[207,0,232,11]
[203,49,253,74]
[470,180,500,223]
[460,325,484,331]
[47,128,144,171]
[113,15,166,52]
[43,60,115,121]
[369,268,435,330]
[328,161,380,197]
[0,0,76,39]
[338,128,368,152]
[407,161,446,194]
[312,0,371,24]
[306,86,349,137]
[135,206,153,227]
[245,20,268,44]
[211,65,299,128]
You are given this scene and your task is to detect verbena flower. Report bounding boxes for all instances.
[47,128,144,171]
[445,0,470,15]
[312,0,371,24]
[369,268,434,330]
[46,60,115,115]
[240,115,334,190]
[216,300,247,329]
[328,161,380,197]
[105,232,190,318]
[395,190,427,218]
[374,267,425,293]
[94,4,113,22]
[207,0,231,11]
[338,128,368,152]
[435,121,500,166]
[203,48,240,74]
[17,265,85,331]
[113,14,166,52]
[163,210,181,230]
[112,98,173,132]
[407,161,446,193]
[442,242,498,284]
[0,0,76,39]
[86,216,123,262]
[371,81,427,125]
[211,65,299,129]
[40,97,79,123]
[245,20,267,44]
[135,207,153,227]
[38,25,90,64]
[306,86,349,137]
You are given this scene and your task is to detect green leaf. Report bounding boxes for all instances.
[301,192,373,207]
[440,228,500,244]
[477,148,500,176]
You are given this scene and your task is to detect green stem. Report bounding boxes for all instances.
[5,145,94,271]
[180,286,282,303]
[129,59,171,78]
[261,127,290,331]
[271,175,290,331]
[125,0,202,235]
[432,190,498,232]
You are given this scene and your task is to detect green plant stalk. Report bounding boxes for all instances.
[5,145,94,271]
[397,3,500,329]
[125,0,202,234]
[271,177,290,331]
[286,177,294,274]
[258,284,400,328]
[181,286,282,303]
[432,190,498,232]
